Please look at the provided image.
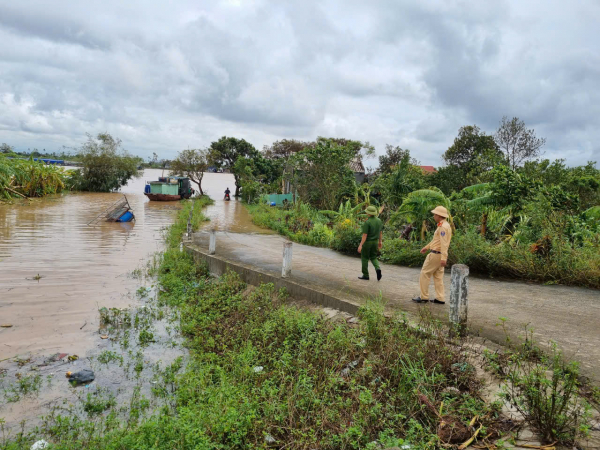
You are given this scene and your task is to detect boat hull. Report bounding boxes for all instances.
[144,193,182,201]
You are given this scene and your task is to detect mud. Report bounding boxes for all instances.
[0,285,186,432]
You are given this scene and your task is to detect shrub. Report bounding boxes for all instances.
[70,133,141,192]
[331,219,363,253]
[502,343,591,444]
[380,239,426,267]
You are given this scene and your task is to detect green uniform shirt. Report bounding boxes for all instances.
[361,216,383,242]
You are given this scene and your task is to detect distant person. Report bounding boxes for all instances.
[224,187,231,199]
[412,206,452,305]
[357,205,383,281]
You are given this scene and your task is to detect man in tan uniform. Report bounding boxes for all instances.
[412,206,452,305]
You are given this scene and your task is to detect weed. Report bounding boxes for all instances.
[138,329,155,346]
[82,389,116,416]
[502,342,591,444]
[97,351,123,366]
[3,373,42,402]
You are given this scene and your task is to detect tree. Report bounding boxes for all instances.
[378,145,417,174]
[170,149,209,195]
[263,139,309,159]
[495,116,546,169]
[71,133,140,192]
[289,138,357,210]
[208,137,259,197]
[393,188,451,241]
[234,153,283,202]
[371,149,426,210]
[1,143,14,154]
[442,125,505,190]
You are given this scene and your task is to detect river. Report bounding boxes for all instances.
[0,169,266,361]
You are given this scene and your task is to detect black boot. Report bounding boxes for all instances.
[430,299,445,305]
[412,297,428,303]
[358,276,370,280]
[376,269,382,281]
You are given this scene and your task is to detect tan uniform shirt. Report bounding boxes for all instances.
[424,220,452,261]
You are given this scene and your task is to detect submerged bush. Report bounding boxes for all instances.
[0,154,70,199]
[70,133,141,192]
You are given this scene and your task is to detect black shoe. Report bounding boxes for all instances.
[376,269,382,281]
[412,297,428,303]
[431,299,446,305]
[358,276,370,280]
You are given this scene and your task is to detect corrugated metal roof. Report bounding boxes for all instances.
[350,157,365,173]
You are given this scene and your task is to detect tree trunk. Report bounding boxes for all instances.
[420,220,427,241]
[480,213,487,237]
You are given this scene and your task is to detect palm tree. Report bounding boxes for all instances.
[394,188,451,240]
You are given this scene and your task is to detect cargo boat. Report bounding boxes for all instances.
[144,176,194,201]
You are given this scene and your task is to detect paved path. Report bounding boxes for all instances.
[193,231,600,382]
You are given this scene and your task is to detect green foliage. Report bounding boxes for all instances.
[441,125,505,189]
[234,153,283,203]
[289,137,362,211]
[501,341,591,444]
[208,136,259,196]
[0,154,71,199]
[371,150,427,211]
[70,133,141,192]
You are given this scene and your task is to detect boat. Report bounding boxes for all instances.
[144,176,194,201]
[88,195,135,226]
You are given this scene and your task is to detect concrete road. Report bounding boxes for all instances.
[193,231,600,382]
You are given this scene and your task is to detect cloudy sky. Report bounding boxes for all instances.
[1,0,599,168]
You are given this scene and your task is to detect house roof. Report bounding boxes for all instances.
[350,157,365,173]
[419,165,437,174]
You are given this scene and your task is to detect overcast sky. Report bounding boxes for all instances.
[1,0,599,168]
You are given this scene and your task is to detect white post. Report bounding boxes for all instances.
[449,264,469,336]
[282,241,293,278]
[209,229,216,255]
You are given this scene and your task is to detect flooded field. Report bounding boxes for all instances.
[0,170,258,362]
[0,169,270,431]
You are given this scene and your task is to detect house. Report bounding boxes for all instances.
[350,157,366,184]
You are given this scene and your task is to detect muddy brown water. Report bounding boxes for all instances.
[0,170,264,361]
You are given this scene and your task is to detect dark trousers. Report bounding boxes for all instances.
[361,240,380,278]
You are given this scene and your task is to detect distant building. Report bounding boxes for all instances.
[419,165,437,175]
[350,157,366,184]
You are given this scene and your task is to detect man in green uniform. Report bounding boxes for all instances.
[358,205,383,281]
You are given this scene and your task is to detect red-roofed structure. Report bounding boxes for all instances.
[419,165,437,174]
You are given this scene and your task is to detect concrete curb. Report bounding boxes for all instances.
[184,242,361,315]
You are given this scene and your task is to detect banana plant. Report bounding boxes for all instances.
[393,188,451,241]
[319,199,366,222]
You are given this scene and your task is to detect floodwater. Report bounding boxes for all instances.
[200,172,272,234]
[0,170,261,361]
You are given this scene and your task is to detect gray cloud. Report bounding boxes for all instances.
[0,0,599,166]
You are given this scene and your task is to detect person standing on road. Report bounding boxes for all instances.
[358,205,383,281]
[412,206,452,304]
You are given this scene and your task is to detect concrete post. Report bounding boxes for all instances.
[209,229,216,255]
[449,264,469,336]
[282,241,293,278]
